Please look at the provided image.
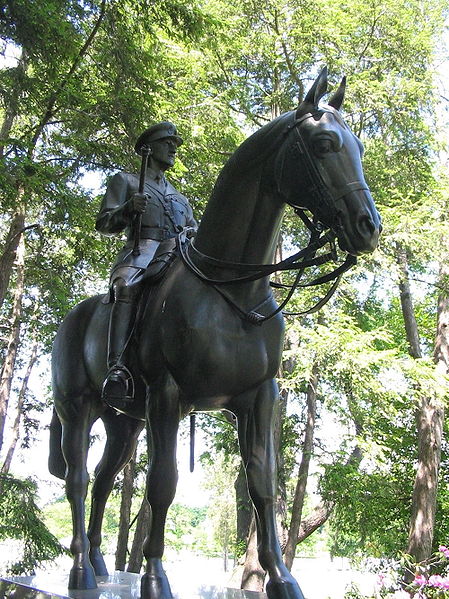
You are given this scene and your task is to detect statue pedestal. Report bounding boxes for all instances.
[0,572,266,599]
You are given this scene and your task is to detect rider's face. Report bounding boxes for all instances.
[149,137,178,170]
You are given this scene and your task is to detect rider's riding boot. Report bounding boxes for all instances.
[102,298,137,411]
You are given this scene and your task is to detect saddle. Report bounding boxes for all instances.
[101,237,178,304]
[141,237,178,283]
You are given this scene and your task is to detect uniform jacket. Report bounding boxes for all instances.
[96,171,197,270]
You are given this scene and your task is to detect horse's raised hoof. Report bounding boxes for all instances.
[89,547,109,576]
[68,563,97,590]
[141,559,173,599]
[266,578,305,599]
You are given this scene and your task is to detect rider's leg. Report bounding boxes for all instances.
[107,279,139,368]
[102,277,142,408]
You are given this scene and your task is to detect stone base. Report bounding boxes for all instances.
[0,572,266,599]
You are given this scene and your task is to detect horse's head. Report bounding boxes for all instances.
[275,68,381,256]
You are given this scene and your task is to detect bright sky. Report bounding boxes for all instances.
[11,395,211,508]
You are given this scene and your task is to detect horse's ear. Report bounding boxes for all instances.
[296,66,328,118]
[304,67,328,104]
[328,76,346,110]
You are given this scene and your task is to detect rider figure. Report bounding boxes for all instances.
[96,122,197,411]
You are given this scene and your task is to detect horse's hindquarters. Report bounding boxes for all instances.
[52,296,106,406]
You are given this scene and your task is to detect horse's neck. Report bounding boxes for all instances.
[194,168,285,267]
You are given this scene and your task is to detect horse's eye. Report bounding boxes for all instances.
[314,139,332,155]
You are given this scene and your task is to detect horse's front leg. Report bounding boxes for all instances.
[141,375,181,599]
[235,379,305,599]
[59,397,98,590]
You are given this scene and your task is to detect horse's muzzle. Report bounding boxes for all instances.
[336,189,382,256]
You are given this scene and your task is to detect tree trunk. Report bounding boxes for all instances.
[397,247,422,359]
[294,436,364,545]
[405,260,447,563]
[0,209,25,313]
[127,497,150,573]
[398,246,445,563]
[276,382,289,552]
[0,51,28,159]
[407,395,444,562]
[0,234,25,453]
[297,503,332,543]
[115,456,136,571]
[1,341,38,474]
[234,463,252,553]
[434,266,449,373]
[241,515,265,592]
[284,364,318,570]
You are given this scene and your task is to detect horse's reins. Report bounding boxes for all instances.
[179,110,362,325]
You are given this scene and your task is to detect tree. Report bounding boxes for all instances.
[195,0,449,577]
[1,0,448,582]
[0,473,65,574]
[115,457,136,571]
[0,0,241,473]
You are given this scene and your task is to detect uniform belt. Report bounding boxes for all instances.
[129,226,175,242]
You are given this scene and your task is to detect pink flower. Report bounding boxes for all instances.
[439,544,449,558]
[414,574,426,586]
[427,574,449,588]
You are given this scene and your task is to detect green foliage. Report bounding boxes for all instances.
[201,452,239,559]
[43,490,210,557]
[165,503,208,553]
[0,0,448,573]
[320,462,412,558]
[44,492,127,554]
[0,474,66,574]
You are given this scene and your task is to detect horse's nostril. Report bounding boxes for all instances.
[360,214,376,236]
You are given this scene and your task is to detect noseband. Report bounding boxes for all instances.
[179,111,361,325]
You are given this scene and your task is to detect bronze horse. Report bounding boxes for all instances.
[49,69,381,599]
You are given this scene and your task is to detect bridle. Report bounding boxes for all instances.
[179,110,364,325]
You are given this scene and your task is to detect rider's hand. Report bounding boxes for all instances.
[127,192,148,215]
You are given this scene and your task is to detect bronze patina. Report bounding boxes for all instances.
[95,122,197,411]
[49,68,381,599]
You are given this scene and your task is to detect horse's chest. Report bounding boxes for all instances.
[160,318,283,398]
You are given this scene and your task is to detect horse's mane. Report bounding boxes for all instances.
[210,111,296,202]
[227,112,295,173]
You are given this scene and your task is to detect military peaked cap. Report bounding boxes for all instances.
[135,122,183,155]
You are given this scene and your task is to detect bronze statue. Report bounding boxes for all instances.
[49,68,381,599]
[96,122,197,410]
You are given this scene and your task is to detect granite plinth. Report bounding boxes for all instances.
[0,572,266,599]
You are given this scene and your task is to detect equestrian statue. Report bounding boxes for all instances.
[49,68,381,599]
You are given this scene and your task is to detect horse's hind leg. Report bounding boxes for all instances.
[58,396,98,590]
[234,379,305,599]
[141,375,180,599]
[87,408,144,575]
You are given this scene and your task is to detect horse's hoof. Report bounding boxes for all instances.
[68,565,97,590]
[89,547,109,576]
[141,561,173,599]
[266,578,305,599]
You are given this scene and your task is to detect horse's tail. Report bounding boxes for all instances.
[48,408,66,480]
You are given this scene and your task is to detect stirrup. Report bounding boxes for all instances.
[102,365,135,411]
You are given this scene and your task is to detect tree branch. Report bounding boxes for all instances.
[29,0,108,151]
